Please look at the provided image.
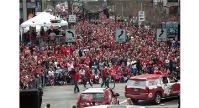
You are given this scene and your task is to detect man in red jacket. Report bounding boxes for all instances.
[74,68,80,93]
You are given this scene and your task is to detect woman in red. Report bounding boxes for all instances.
[125,66,131,77]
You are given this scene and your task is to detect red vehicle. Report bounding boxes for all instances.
[124,73,180,104]
[77,88,120,108]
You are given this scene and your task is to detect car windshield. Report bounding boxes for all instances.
[80,93,105,102]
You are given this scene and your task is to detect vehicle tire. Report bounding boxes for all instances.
[154,93,162,104]
[131,99,139,104]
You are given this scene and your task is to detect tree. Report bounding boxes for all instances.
[112,0,179,28]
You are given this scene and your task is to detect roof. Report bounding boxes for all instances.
[82,88,106,94]
[129,74,163,80]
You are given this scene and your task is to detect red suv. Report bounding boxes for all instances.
[77,88,120,108]
[124,73,180,104]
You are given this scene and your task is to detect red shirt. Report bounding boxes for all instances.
[26,32,30,39]
[20,46,25,52]
[73,72,80,81]
[125,68,131,73]
[73,60,77,68]
[60,47,65,54]
[98,51,103,55]
[65,49,71,55]
[117,69,123,73]
[85,69,90,77]
[101,69,109,77]
[84,60,89,66]
[110,69,116,74]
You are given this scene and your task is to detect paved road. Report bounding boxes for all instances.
[41,83,179,108]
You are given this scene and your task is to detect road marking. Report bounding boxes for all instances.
[119,99,127,104]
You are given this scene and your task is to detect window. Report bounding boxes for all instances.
[162,77,168,83]
[80,93,105,102]
[20,9,23,19]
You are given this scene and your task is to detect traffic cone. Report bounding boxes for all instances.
[63,82,66,85]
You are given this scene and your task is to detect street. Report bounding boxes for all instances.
[41,83,178,108]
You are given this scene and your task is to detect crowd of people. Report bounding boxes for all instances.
[19,12,180,91]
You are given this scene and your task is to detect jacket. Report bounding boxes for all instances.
[85,69,90,77]
[73,72,80,81]
[85,68,91,81]
[101,69,108,77]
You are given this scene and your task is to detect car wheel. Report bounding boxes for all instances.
[131,99,139,104]
[154,93,161,104]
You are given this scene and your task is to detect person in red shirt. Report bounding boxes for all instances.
[84,66,93,87]
[98,48,103,55]
[73,68,80,92]
[73,58,77,68]
[60,45,65,55]
[91,72,100,84]
[101,66,109,87]
[64,46,71,56]
[109,66,116,74]
[84,58,90,66]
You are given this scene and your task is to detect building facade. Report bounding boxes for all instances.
[19,0,40,25]
[161,0,180,15]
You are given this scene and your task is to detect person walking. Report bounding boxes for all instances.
[38,85,43,108]
[101,66,109,87]
[74,68,80,93]
[84,66,93,88]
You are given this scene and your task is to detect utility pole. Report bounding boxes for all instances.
[141,0,142,11]
[72,0,73,15]
[122,2,123,17]
[22,0,27,21]
[41,0,42,12]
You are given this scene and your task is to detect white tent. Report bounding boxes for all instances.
[20,12,68,41]
[61,20,68,26]
[21,12,68,28]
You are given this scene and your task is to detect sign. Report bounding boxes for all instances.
[138,11,145,22]
[116,29,126,42]
[157,29,167,41]
[65,29,76,42]
[166,22,178,37]
[69,15,76,22]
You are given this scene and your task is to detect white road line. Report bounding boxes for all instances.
[119,99,127,104]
